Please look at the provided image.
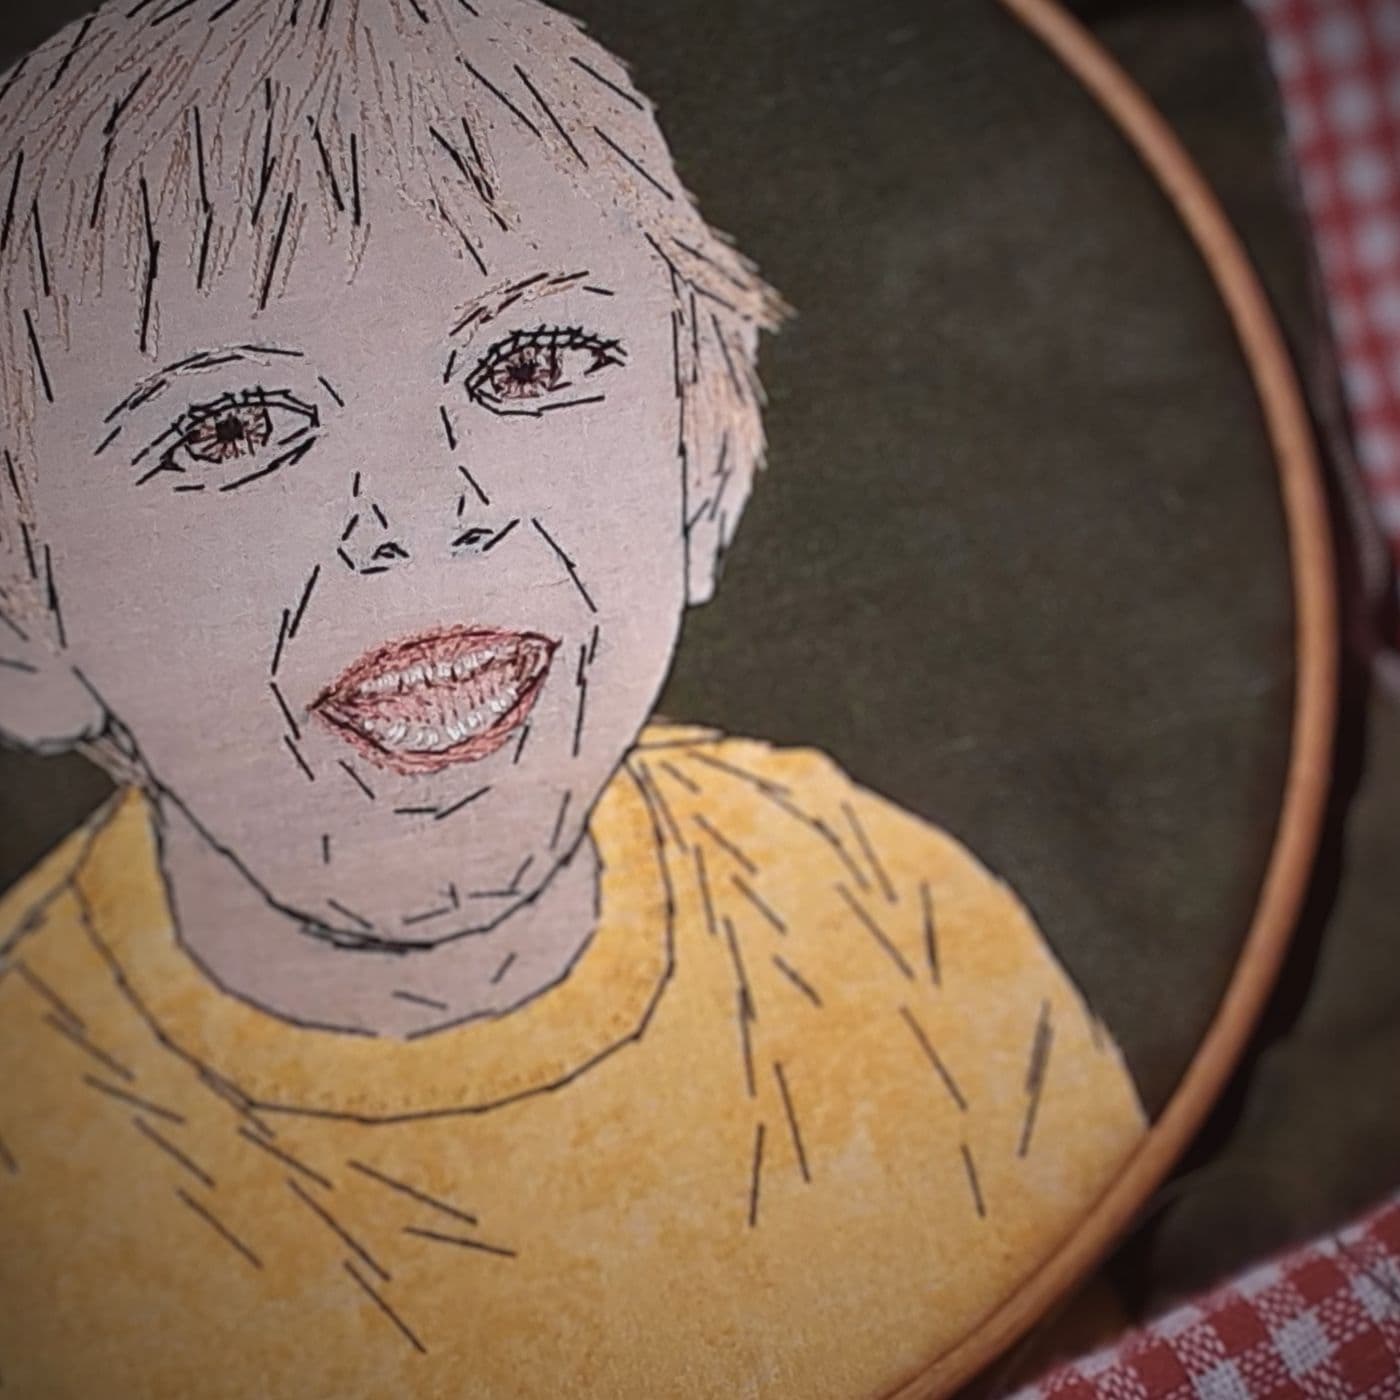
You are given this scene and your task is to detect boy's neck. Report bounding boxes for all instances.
[152,797,601,1039]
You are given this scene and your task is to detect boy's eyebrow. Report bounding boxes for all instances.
[102,342,306,425]
[446,271,616,341]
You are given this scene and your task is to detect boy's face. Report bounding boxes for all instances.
[28,125,685,940]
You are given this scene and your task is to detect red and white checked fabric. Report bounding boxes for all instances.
[1012,1192,1400,1399]
[1247,0,1400,613]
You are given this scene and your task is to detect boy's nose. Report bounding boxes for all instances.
[334,495,519,575]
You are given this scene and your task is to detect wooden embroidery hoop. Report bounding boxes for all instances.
[888,2,1339,1396]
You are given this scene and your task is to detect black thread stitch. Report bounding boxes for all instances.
[19,523,37,581]
[458,57,541,139]
[258,193,295,310]
[219,435,316,492]
[327,898,373,930]
[568,56,645,112]
[774,1062,811,1184]
[842,801,898,904]
[898,1006,968,1113]
[105,67,153,137]
[456,462,490,506]
[24,309,53,403]
[393,989,449,1011]
[349,131,361,224]
[31,200,51,298]
[711,312,743,398]
[960,1143,986,1219]
[310,121,344,212]
[771,954,822,1008]
[572,673,587,757]
[81,1074,185,1124]
[479,391,607,421]
[91,135,112,229]
[176,1187,263,1269]
[341,1260,423,1350]
[337,760,375,800]
[347,1158,478,1226]
[47,15,93,92]
[271,608,291,677]
[548,790,571,849]
[1018,1000,1053,1159]
[514,64,587,166]
[288,1175,389,1279]
[138,176,160,353]
[238,1129,332,1188]
[920,881,940,987]
[732,873,785,935]
[747,1122,765,1228]
[722,915,754,1014]
[0,54,29,112]
[429,124,484,200]
[693,845,718,937]
[403,1226,516,1259]
[288,564,321,639]
[529,518,596,613]
[15,962,84,1028]
[835,883,913,979]
[434,785,491,822]
[45,1011,134,1080]
[490,951,516,985]
[692,812,756,874]
[592,126,673,200]
[635,766,685,851]
[4,448,22,503]
[133,1115,215,1188]
[0,151,21,254]
[400,904,455,927]
[284,736,315,782]
[482,517,519,552]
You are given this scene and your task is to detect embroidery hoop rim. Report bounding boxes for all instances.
[888,2,1339,1394]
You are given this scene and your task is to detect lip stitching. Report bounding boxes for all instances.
[310,623,558,775]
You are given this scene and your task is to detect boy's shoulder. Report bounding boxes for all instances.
[628,720,1011,903]
[0,792,126,957]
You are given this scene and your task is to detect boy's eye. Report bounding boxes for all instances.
[464,326,626,415]
[489,345,562,401]
[182,403,275,463]
[138,388,321,492]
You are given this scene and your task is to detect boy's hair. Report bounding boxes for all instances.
[0,0,786,642]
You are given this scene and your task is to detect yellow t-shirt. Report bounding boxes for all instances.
[0,723,1145,1399]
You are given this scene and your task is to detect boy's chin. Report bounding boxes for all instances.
[274,868,542,946]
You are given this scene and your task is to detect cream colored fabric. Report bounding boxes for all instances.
[0,724,1145,1399]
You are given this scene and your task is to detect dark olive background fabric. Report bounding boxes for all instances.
[0,0,1298,1122]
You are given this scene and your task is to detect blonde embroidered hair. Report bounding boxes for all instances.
[0,0,787,644]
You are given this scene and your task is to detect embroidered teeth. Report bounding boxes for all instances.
[356,648,501,697]
[358,685,524,753]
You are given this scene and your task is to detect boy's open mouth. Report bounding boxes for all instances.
[311,624,557,774]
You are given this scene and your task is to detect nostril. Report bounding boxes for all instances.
[372,542,409,562]
[452,526,495,550]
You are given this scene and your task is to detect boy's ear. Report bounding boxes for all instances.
[684,511,729,607]
[0,632,105,756]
